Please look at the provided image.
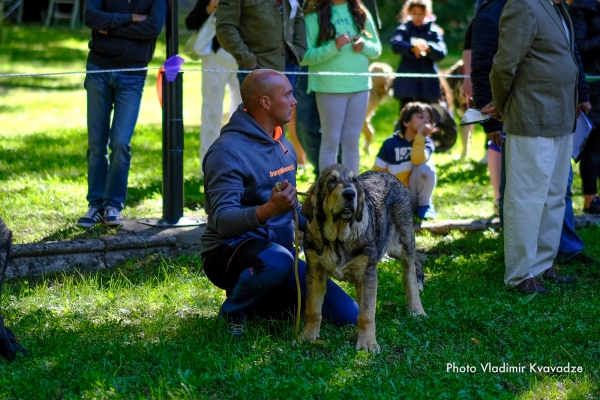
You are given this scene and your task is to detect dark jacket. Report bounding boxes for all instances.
[85,0,166,73]
[201,105,306,254]
[185,0,221,53]
[470,0,506,133]
[569,0,600,124]
[390,21,447,102]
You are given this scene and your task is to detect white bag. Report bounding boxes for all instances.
[183,13,217,61]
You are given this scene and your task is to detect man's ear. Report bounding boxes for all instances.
[259,95,270,110]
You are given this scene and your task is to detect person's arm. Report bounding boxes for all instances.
[300,13,340,66]
[185,0,212,31]
[216,0,256,69]
[424,23,447,62]
[471,13,502,133]
[390,24,413,57]
[105,0,166,40]
[292,7,308,61]
[490,0,536,118]
[574,43,590,106]
[358,10,382,59]
[84,0,135,31]
[569,7,600,58]
[411,125,433,165]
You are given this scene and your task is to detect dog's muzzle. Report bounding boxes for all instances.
[340,188,356,219]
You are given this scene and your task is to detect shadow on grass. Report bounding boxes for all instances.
[436,158,489,187]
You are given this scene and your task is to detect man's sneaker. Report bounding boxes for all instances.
[77,206,103,228]
[583,197,600,215]
[217,311,246,337]
[417,205,436,220]
[103,206,124,226]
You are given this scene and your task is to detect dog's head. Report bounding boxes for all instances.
[368,62,394,99]
[301,164,365,226]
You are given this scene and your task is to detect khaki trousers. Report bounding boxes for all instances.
[503,133,572,287]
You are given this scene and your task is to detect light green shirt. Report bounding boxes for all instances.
[300,3,382,93]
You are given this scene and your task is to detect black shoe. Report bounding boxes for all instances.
[583,197,600,215]
[540,266,576,284]
[563,253,599,267]
[514,278,549,294]
[217,311,246,337]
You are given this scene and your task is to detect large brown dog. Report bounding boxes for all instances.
[300,165,426,353]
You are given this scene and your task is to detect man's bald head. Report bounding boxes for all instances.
[240,69,290,112]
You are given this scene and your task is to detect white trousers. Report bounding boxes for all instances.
[503,133,572,287]
[199,48,241,169]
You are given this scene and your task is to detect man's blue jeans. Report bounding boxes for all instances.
[558,166,585,260]
[84,63,145,211]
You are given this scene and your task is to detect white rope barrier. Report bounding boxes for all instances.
[1,67,599,80]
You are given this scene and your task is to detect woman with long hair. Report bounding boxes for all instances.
[300,0,382,175]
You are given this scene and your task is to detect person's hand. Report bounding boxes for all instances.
[462,78,473,103]
[481,103,502,120]
[256,180,297,223]
[206,0,219,13]
[487,131,503,147]
[352,36,364,52]
[99,30,107,35]
[335,34,351,50]
[411,46,423,58]
[418,123,433,137]
[577,101,592,116]
[132,14,147,23]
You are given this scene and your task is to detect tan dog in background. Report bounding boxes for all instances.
[300,165,426,353]
[362,62,394,155]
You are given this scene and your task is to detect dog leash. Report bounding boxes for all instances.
[275,182,307,344]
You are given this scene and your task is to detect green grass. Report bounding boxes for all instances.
[1,25,600,399]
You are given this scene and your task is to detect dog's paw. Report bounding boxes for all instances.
[356,338,380,354]
[300,326,321,342]
[410,309,427,317]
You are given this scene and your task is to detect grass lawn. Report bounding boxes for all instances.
[0,25,599,399]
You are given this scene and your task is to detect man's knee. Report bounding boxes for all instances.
[255,244,294,282]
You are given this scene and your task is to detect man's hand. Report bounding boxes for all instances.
[577,102,592,116]
[99,30,107,35]
[256,180,297,224]
[206,0,219,14]
[335,34,351,50]
[132,14,147,23]
[352,36,364,52]
[487,131,503,147]
[481,103,502,120]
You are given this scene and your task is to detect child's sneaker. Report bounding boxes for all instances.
[417,205,436,220]
[104,206,124,226]
[77,206,103,228]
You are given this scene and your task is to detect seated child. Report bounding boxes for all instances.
[373,102,437,220]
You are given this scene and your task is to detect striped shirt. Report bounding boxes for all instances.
[373,132,435,186]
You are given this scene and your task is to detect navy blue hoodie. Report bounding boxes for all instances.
[84,0,166,74]
[201,105,306,254]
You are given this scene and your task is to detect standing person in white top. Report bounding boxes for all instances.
[186,0,242,175]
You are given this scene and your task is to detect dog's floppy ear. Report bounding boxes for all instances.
[355,179,365,222]
[301,182,320,223]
